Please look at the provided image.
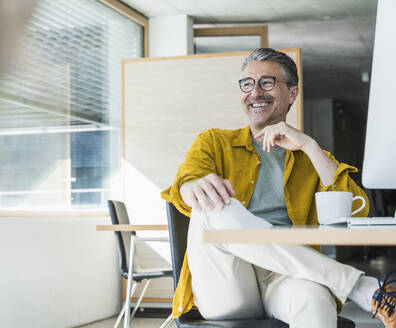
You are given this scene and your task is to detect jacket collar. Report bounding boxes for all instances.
[231,125,255,152]
[231,126,295,178]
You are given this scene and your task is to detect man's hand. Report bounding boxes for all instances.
[180,173,235,212]
[255,121,338,186]
[254,121,315,153]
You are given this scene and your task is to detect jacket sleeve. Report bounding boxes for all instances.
[160,130,217,217]
[317,151,370,217]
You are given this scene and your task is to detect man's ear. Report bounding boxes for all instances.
[289,86,299,104]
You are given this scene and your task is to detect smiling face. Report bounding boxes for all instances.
[240,60,299,135]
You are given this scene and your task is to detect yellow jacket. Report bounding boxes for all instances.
[161,125,369,318]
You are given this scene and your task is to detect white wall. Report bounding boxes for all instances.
[149,15,194,57]
[0,217,121,328]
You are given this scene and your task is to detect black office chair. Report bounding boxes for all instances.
[108,200,173,328]
[165,202,356,328]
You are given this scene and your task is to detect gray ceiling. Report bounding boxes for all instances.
[122,0,378,107]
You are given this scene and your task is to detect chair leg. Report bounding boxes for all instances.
[124,234,136,328]
[113,302,126,328]
[130,279,151,319]
[159,314,174,328]
[115,281,138,328]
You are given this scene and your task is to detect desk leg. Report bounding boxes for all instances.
[124,234,136,328]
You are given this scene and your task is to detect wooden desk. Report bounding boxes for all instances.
[96,224,168,231]
[202,225,396,245]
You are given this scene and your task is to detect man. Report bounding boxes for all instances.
[161,48,396,328]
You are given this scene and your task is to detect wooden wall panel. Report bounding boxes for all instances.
[123,49,302,191]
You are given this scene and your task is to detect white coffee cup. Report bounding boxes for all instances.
[315,191,366,225]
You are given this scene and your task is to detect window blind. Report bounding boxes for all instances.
[0,0,143,132]
[0,0,143,209]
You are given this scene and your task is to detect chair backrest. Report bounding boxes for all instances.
[107,200,135,278]
[166,202,190,291]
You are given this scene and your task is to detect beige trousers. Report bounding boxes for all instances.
[187,198,363,328]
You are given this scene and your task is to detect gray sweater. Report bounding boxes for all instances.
[247,137,292,226]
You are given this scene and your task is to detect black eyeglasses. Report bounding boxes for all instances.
[238,75,278,93]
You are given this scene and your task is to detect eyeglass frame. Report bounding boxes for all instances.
[238,75,284,93]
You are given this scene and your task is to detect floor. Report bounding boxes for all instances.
[77,316,177,328]
[78,302,382,328]
[78,247,395,328]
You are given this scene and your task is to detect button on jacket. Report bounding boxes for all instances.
[160,125,369,318]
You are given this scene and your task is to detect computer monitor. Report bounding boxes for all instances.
[362,0,396,189]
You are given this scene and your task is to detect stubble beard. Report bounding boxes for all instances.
[249,103,287,132]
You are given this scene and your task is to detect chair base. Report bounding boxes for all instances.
[114,279,150,328]
[159,315,174,328]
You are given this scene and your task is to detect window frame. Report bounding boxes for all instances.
[99,0,149,57]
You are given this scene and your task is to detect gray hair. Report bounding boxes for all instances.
[241,48,299,89]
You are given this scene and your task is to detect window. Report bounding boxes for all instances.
[0,0,144,209]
